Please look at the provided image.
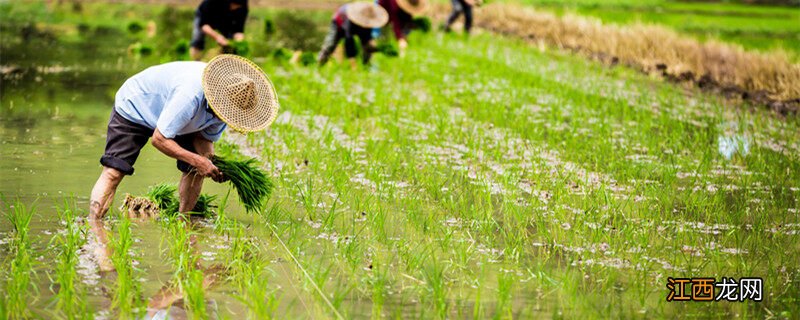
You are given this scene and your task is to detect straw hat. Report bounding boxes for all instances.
[202,54,279,132]
[396,0,428,16]
[346,2,389,29]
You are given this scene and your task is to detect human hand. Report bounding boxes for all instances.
[194,156,223,182]
[398,39,407,58]
[216,36,230,47]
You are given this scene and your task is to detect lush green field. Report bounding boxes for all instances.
[507,0,800,57]
[1,1,799,319]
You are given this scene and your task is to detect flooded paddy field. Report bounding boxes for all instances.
[1,1,799,319]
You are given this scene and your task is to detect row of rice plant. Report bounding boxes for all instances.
[1,199,36,319]
[53,200,91,319]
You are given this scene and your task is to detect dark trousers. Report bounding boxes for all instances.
[446,0,473,33]
[318,22,374,65]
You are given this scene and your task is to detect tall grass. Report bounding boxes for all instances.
[1,199,36,319]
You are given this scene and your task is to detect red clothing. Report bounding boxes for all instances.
[332,5,347,27]
[378,0,412,40]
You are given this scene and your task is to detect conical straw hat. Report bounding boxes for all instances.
[396,0,428,16]
[202,54,279,132]
[346,2,389,29]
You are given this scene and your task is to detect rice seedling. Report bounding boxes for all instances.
[412,17,432,33]
[145,183,178,212]
[52,199,91,319]
[441,2,800,110]
[109,211,143,319]
[192,193,218,216]
[144,183,217,217]
[212,155,274,214]
[376,41,399,57]
[163,218,212,318]
[224,224,280,319]
[3,2,800,319]
[1,199,36,320]
[182,268,208,320]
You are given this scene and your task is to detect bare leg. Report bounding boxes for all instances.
[88,166,124,272]
[89,166,124,219]
[179,172,203,214]
[178,133,215,214]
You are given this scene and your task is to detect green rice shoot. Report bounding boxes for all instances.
[212,156,273,214]
[144,183,217,217]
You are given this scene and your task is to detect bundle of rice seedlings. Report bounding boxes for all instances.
[412,17,432,33]
[121,194,160,219]
[299,51,317,66]
[145,183,217,216]
[191,194,218,217]
[377,41,399,57]
[146,183,178,212]
[212,156,273,214]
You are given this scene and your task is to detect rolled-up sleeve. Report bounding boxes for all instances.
[156,93,200,139]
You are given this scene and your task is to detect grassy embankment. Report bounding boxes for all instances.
[508,0,800,56]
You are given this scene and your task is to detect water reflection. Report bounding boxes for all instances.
[84,214,227,319]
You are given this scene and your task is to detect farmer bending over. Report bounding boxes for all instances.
[443,0,477,34]
[190,0,249,60]
[89,54,278,220]
[318,2,389,68]
[375,0,427,57]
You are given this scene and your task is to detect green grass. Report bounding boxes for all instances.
[0,1,799,319]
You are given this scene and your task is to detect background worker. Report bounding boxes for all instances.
[318,2,389,68]
[375,0,427,57]
[443,0,476,34]
[190,0,249,60]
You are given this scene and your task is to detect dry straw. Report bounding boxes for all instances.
[442,3,800,111]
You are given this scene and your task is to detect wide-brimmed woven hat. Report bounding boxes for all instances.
[396,0,428,16]
[346,2,389,29]
[202,54,279,132]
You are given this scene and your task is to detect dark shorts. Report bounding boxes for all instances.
[100,109,197,175]
[190,16,207,50]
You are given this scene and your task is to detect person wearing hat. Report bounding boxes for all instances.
[190,0,249,60]
[318,2,389,68]
[376,0,427,57]
[443,0,476,34]
[89,54,278,221]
